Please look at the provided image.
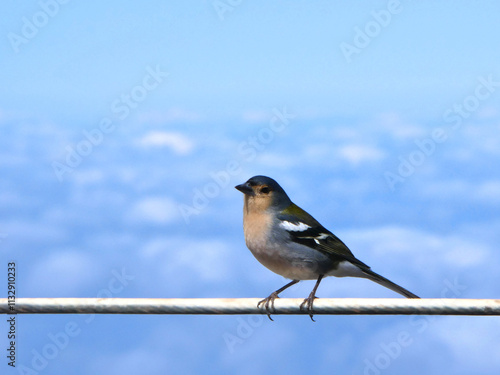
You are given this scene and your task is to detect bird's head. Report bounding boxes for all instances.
[235,175,291,211]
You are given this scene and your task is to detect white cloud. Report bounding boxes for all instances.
[138,237,236,287]
[137,108,202,124]
[138,131,195,155]
[477,106,498,119]
[140,236,170,258]
[242,110,271,124]
[433,317,500,373]
[170,238,232,282]
[358,315,500,375]
[337,144,385,165]
[342,225,491,294]
[127,196,179,224]
[420,180,470,199]
[474,180,500,204]
[421,180,500,206]
[255,152,297,168]
[0,219,66,244]
[72,169,105,185]
[374,112,426,139]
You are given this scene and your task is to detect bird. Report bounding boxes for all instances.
[235,175,419,320]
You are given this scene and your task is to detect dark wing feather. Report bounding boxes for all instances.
[277,206,370,270]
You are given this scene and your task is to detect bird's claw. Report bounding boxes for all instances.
[257,292,279,321]
[300,293,317,322]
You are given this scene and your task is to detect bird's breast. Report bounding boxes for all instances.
[243,216,333,280]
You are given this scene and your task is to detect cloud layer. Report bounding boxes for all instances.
[2,108,500,374]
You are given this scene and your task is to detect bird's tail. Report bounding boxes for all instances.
[362,269,419,299]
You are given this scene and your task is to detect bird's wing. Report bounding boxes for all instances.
[278,205,370,270]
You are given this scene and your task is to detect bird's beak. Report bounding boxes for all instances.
[235,182,255,196]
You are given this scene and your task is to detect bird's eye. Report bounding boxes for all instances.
[260,186,270,194]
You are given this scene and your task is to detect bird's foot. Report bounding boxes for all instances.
[257,292,280,321]
[300,292,318,322]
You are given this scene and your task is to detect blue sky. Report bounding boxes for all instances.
[2,1,500,375]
